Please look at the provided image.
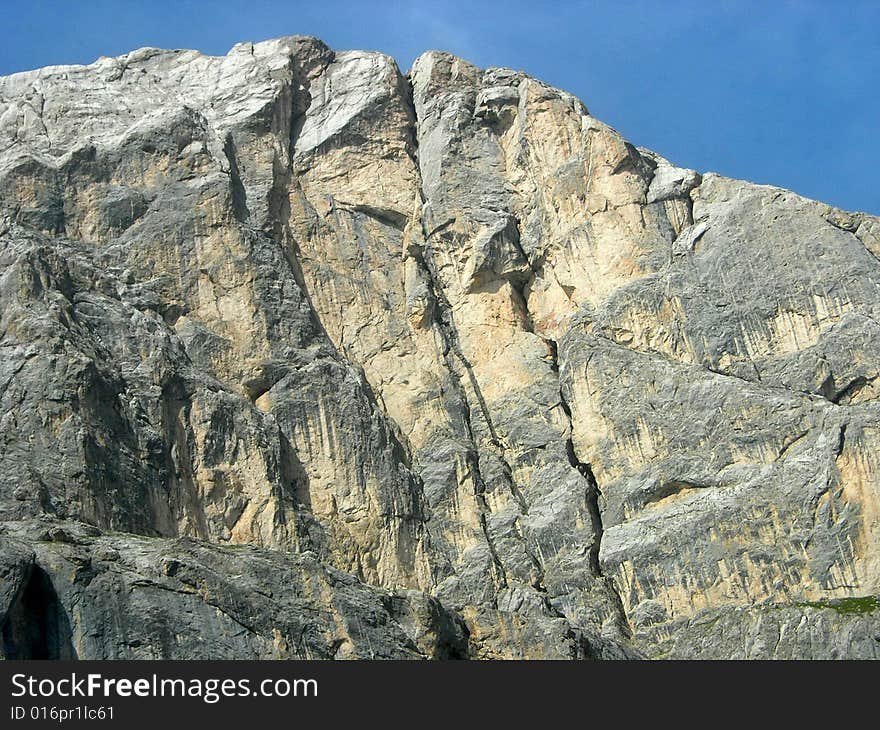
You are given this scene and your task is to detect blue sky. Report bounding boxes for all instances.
[2,1,877,214]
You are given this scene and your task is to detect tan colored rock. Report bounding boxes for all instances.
[1,36,879,659]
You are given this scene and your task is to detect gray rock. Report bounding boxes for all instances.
[0,35,878,659]
[0,519,467,659]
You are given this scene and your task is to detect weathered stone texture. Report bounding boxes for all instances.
[0,36,878,659]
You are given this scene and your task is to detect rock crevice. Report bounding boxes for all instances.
[1,36,879,659]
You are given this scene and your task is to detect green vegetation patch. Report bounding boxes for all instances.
[797,595,879,616]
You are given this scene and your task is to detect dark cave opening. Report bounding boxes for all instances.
[1,566,76,660]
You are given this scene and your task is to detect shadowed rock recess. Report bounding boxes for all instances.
[1,36,879,660]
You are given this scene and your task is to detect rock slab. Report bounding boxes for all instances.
[0,36,878,659]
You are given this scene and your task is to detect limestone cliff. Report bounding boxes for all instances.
[1,36,878,659]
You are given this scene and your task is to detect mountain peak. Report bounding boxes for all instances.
[1,36,878,660]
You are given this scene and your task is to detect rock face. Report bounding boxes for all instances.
[0,36,878,659]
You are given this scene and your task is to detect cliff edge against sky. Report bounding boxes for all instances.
[1,36,879,659]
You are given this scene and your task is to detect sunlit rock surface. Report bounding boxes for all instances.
[1,36,878,659]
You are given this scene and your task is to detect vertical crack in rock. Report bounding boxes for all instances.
[418,231,532,517]
[411,243,510,595]
[4,37,880,659]
[222,135,250,224]
[207,43,438,586]
[400,70,552,599]
[835,423,847,458]
[553,339,632,638]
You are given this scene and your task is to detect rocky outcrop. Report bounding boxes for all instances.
[0,36,878,659]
